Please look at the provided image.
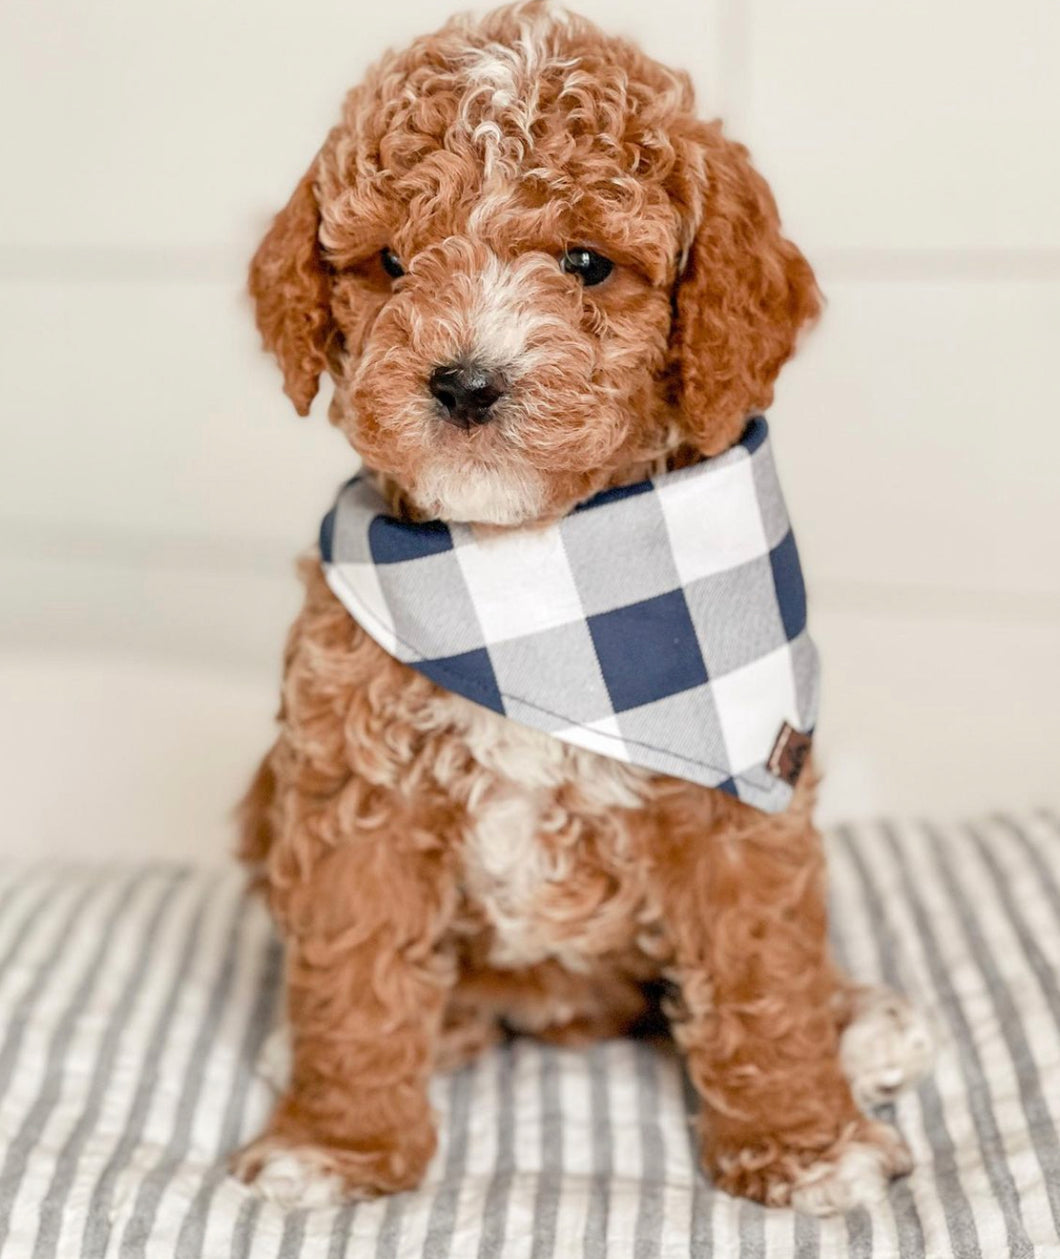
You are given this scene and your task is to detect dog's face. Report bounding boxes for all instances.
[250,2,819,526]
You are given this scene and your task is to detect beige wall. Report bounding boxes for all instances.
[1,1,1057,861]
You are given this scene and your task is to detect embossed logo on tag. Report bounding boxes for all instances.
[767,723,812,787]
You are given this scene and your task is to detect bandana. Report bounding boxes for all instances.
[320,418,818,813]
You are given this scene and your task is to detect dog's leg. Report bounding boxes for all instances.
[645,783,912,1215]
[234,823,458,1205]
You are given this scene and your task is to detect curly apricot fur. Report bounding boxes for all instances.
[236,2,906,1213]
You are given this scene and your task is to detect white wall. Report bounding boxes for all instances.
[1,0,1057,862]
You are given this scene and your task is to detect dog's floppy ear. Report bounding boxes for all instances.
[248,166,332,417]
[670,123,821,454]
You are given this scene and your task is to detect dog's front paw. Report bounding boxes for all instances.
[789,1121,913,1215]
[707,1117,912,1216]
[840,987,935,1110]
[233,1121,437,1204]
[233,1141,348,1209]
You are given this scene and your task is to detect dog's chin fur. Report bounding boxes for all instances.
[238,0,926,1217]
[410,459,546,525]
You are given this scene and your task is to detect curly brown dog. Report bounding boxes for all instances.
[235,0,933,1215]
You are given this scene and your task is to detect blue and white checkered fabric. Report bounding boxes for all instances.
[319,418,818,812]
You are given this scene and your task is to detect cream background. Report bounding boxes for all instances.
[1,0,1057,861]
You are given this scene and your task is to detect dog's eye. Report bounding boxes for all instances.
[560,248,614,287]
[380,248,405,279]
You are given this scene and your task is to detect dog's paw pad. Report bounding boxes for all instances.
[841,989,935,1109]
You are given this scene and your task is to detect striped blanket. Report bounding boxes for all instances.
[0,812,1058,1258]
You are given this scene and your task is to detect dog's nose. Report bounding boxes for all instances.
[428,362,505,430]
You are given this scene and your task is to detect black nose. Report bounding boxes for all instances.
[428,362,505,429]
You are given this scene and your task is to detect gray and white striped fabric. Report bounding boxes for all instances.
[1,811,1059,1257]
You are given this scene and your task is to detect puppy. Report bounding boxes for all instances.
[236,0,932,1215]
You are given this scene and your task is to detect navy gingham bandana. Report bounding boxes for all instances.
[319,418,819,813]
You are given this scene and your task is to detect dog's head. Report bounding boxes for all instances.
[250,1,819,526]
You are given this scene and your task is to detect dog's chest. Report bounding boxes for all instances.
[432,694,660,970]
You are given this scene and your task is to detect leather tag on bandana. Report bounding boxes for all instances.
[768,723,812,787]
